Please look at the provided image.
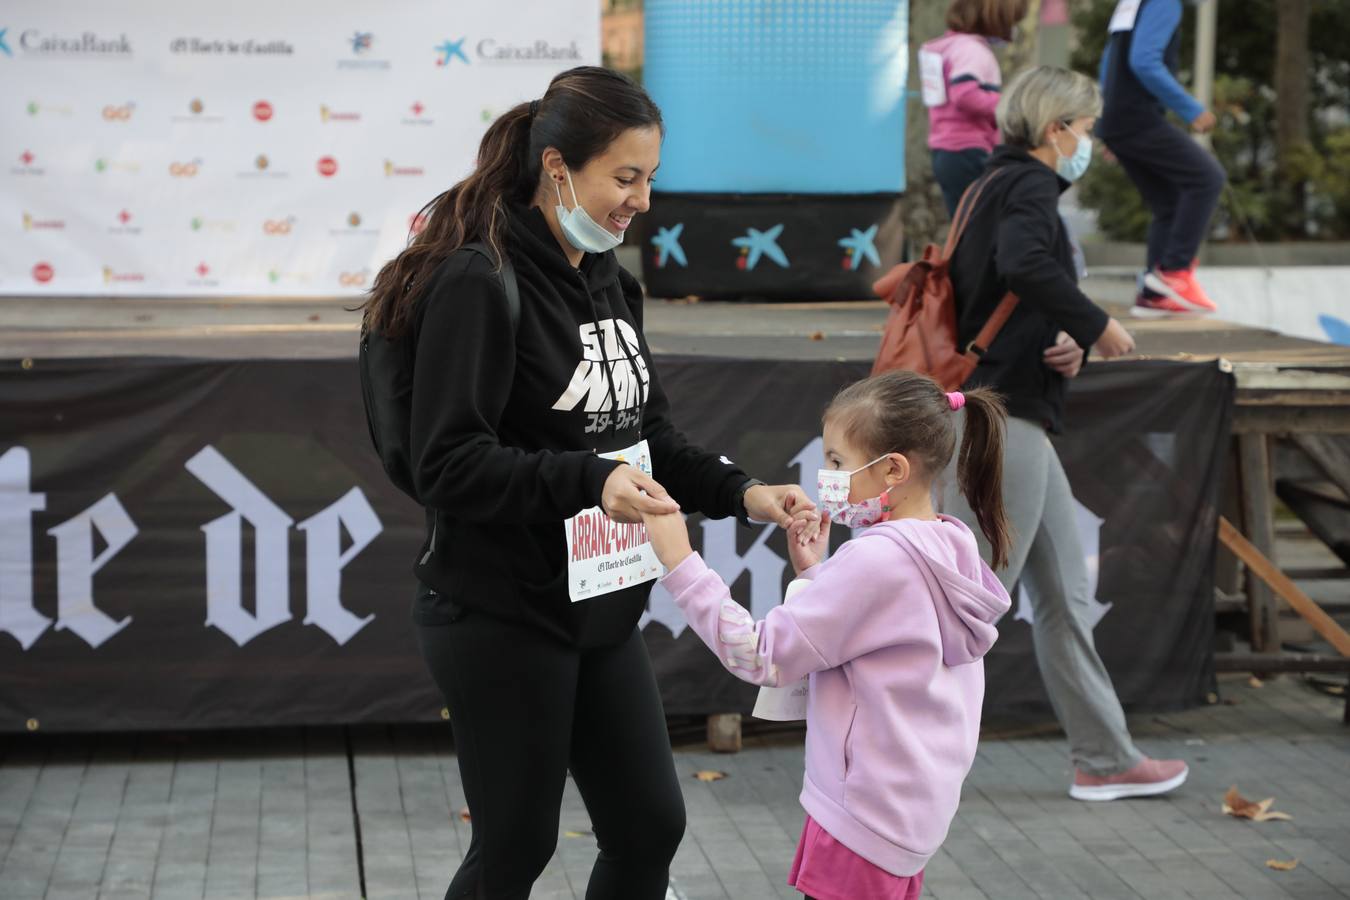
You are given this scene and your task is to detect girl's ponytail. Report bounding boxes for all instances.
[956,387,1011,569]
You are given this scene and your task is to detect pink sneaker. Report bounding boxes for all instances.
[1069,757,1188,801]
[1130,292,1199,318]
[1144,266,1217,313]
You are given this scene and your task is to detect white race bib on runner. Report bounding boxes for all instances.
[565,440,664,602]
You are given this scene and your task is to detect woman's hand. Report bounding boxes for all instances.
[787,510,831,576]
[744,484,819,530]
[1043,330,1085,378]
[641,510,694,571]
[602,466,679,524]
[1093,318,1136,359]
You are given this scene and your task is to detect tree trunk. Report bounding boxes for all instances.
[1274,0,1310,235]
[902,0,951,254]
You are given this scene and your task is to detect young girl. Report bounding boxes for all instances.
[642,371,1013,900]
[922,0,1029,215]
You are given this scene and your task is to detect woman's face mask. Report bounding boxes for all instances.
[555,168,624,254]
[1054,124,1093,183]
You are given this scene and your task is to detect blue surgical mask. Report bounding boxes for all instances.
[554,169,623,254]
[1055,126,1092,182]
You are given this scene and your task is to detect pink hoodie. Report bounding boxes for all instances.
[923,31,1003,153]
[660,515,1011,877]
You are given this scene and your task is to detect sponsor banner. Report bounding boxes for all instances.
[0,1,600,296]
[0,355,1228,731]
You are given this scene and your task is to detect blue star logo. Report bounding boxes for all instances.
[350,32,373,54]
[732,224,789,271]
[436,38,469,66]
[651,224,687,268]
[1321,314,1350,347]
[837,225,880,271]
[0,28,11,57]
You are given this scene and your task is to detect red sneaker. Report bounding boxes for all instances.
[1069,757,1188,801]
[1130,292,1199,318]
[1144,266,1217,313]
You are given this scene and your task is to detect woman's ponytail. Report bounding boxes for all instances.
[956,387,1012,569]
[362,102,532,337]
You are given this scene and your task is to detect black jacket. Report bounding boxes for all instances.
[950,145,1111,433]
[408,205,750,646]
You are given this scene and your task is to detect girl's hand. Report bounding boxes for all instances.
[1043,330,1085,378]
[787,510,831,576]
[603,466,679,524]
[641,510,694,571]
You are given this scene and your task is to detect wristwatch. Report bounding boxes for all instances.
[733,478,767,527]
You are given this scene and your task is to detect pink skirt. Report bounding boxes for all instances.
[788,815,924,900]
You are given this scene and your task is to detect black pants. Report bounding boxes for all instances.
[931,147,991,217]
[1103,117,1225,272]
[416,614,685,900]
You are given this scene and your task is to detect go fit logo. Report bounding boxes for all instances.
[102,102,135,121]
[316,156,338,177]
[170,158,202,177]
[338,269,368,287]
[32,263,55,284]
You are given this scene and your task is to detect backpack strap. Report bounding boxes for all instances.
[965,291,1020,361]
[461,241,521,334]
[942,166,1009,260]
[944,168,1019,360]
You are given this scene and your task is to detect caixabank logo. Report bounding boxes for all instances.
[1,27,132,57]
[435,35,582,68]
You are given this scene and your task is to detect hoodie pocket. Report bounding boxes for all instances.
[841,703,858,780]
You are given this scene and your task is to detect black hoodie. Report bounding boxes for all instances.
[408,205,751,646]
[949,145,1112,433]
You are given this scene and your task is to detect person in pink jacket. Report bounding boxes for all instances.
[643,371,1013,900]
[923,0,1029,214]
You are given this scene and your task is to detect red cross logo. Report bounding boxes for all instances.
[196,262,210,277]
[411,102,424,116]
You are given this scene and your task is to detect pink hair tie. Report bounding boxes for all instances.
[946,391,966,411]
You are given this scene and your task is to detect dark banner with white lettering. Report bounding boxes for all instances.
[0,355,1229,732]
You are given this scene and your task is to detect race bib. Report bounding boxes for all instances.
[1108,0,1142,33]
[750,579,812,721]
[565,440,663,602]
[919,50,947,107]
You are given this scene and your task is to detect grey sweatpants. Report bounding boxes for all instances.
[941,413,1143,776]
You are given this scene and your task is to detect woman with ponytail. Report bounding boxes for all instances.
[941,66,1188,803]
[641,371,1012,898]
[366,67,814,899]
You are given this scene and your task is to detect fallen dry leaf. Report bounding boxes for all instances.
[1248,675,1264,688]
[308,313,321,322]
[1266,858,1300,871]
[809,331,825,341]
[563,830,593,839]
[458,807,471,822]
[693,770,728,783]
[1223,786,1293,822]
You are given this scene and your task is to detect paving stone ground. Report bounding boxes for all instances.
[1,673,1346,900]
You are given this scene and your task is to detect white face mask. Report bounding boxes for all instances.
[554,169,623,254]
[1055,126,1092,183]
[816,454,895,529]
